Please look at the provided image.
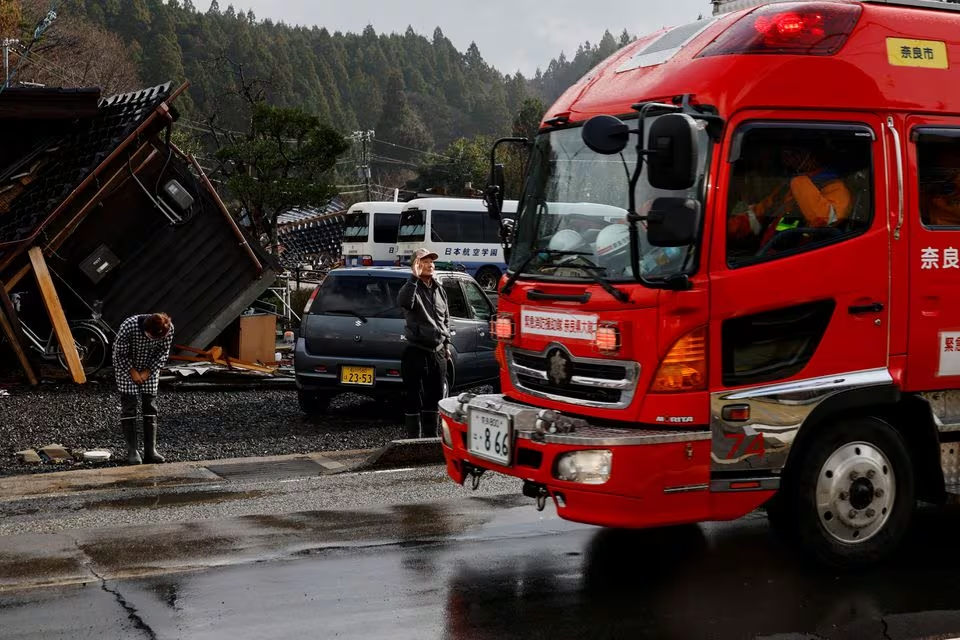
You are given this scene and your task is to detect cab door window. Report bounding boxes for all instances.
[726,124,873,267]
[917,129,960,229]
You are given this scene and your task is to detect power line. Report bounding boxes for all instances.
[373,137,451,160]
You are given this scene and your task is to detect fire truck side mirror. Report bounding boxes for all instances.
[581,115,630,155]
[647,114,698,191]
[486,163,506,220]
[646,197,699,247]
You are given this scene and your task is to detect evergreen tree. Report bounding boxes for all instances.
[216,103,350,253]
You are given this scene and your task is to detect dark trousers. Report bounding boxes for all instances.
[401,346,444,415]
[120,393,158,421]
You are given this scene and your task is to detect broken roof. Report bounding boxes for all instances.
[0,83,177,265]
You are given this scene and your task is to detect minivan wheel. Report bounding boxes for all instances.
[786,417,914,568]
[298,390,332,415]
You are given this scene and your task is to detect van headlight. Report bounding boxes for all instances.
[554,450,612,484]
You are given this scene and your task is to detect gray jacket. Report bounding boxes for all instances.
[397,276,451,353]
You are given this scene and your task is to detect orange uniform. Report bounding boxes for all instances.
[729,171,853,245]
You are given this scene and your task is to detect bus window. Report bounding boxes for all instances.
[342,212,369,242]
[398,209,425,242]
[373,212,399,243]
[431,210,487,243]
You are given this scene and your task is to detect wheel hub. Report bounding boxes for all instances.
[816,441,894,544]
[849,477,874,510]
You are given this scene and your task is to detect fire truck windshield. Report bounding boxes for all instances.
[509,117,709,284]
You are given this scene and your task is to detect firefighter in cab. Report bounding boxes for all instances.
[727,145,853,252]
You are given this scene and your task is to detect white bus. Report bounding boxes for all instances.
[340,201,404,267]
[396,197,517,290]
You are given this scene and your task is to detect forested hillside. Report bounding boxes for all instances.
[18,1,632,151]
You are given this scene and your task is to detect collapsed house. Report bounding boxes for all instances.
[0,81,278,384]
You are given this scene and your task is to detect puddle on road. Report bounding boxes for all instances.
[0,554,84,582]
[83,489,267,510]
[66,476,215,493]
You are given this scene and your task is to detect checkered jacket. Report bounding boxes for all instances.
[112,315,174,396]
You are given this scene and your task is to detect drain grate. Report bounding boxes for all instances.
[205,457,325,482]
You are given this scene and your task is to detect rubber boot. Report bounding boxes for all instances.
[421,411,440,438]
[404,413,422,439]
[121,418,142,465]
[142,416,166,464]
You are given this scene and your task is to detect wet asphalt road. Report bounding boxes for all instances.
[5,465,960,639]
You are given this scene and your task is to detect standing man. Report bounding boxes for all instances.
[112,312,175,464]
[397,248,451,438]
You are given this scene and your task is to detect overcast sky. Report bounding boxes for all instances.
[216,0,715,77]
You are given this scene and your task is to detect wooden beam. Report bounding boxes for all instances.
[28,247,85,384]
[3,264,31,293]
[0,286,38,385]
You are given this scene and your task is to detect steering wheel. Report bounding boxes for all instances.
[754,227,841,258]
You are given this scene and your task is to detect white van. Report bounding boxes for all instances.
[395,197,517,290]
[340,201,404,266]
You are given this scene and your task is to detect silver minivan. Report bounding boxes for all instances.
[294,267,498,414]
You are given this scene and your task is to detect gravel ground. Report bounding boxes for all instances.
[0,377,490,478]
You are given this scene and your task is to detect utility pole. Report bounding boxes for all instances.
[351,130,375,201]
[2,39,19,88]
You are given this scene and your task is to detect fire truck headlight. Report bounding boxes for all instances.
[554,450,612,484]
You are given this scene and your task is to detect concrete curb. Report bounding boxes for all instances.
[0,442,450,500]
[355,437,446,471]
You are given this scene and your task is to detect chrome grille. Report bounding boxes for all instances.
[507,345,640,409]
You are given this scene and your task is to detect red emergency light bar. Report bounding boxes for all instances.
[697,2,861,57]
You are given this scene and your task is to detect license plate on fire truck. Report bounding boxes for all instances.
[468,408,513,466]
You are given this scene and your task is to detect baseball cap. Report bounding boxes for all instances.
[413,248,439,261]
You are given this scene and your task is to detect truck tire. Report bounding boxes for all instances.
[298,390,332,415]
[788,416,914,568]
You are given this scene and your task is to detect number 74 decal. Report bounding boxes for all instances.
[724,432,765,460]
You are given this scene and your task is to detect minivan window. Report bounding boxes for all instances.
[441,279,471,318]
[462,280,492,321]
[311,275,405,318]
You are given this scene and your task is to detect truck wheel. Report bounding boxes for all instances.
[298,390,332,415]
[792,417,914,567]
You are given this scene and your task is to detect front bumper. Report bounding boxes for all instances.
[439,394,771,528]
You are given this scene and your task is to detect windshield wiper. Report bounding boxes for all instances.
[323,309,368,323]
[503,249,629,303]
[501,249,592,295]
[576,262,630,304]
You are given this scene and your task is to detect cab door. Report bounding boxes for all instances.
[905,117,960,391]
[709,113,890,392]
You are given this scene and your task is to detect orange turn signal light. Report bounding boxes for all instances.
[650,327,707,393]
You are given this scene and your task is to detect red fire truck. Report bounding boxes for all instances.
[437,0,960,567]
